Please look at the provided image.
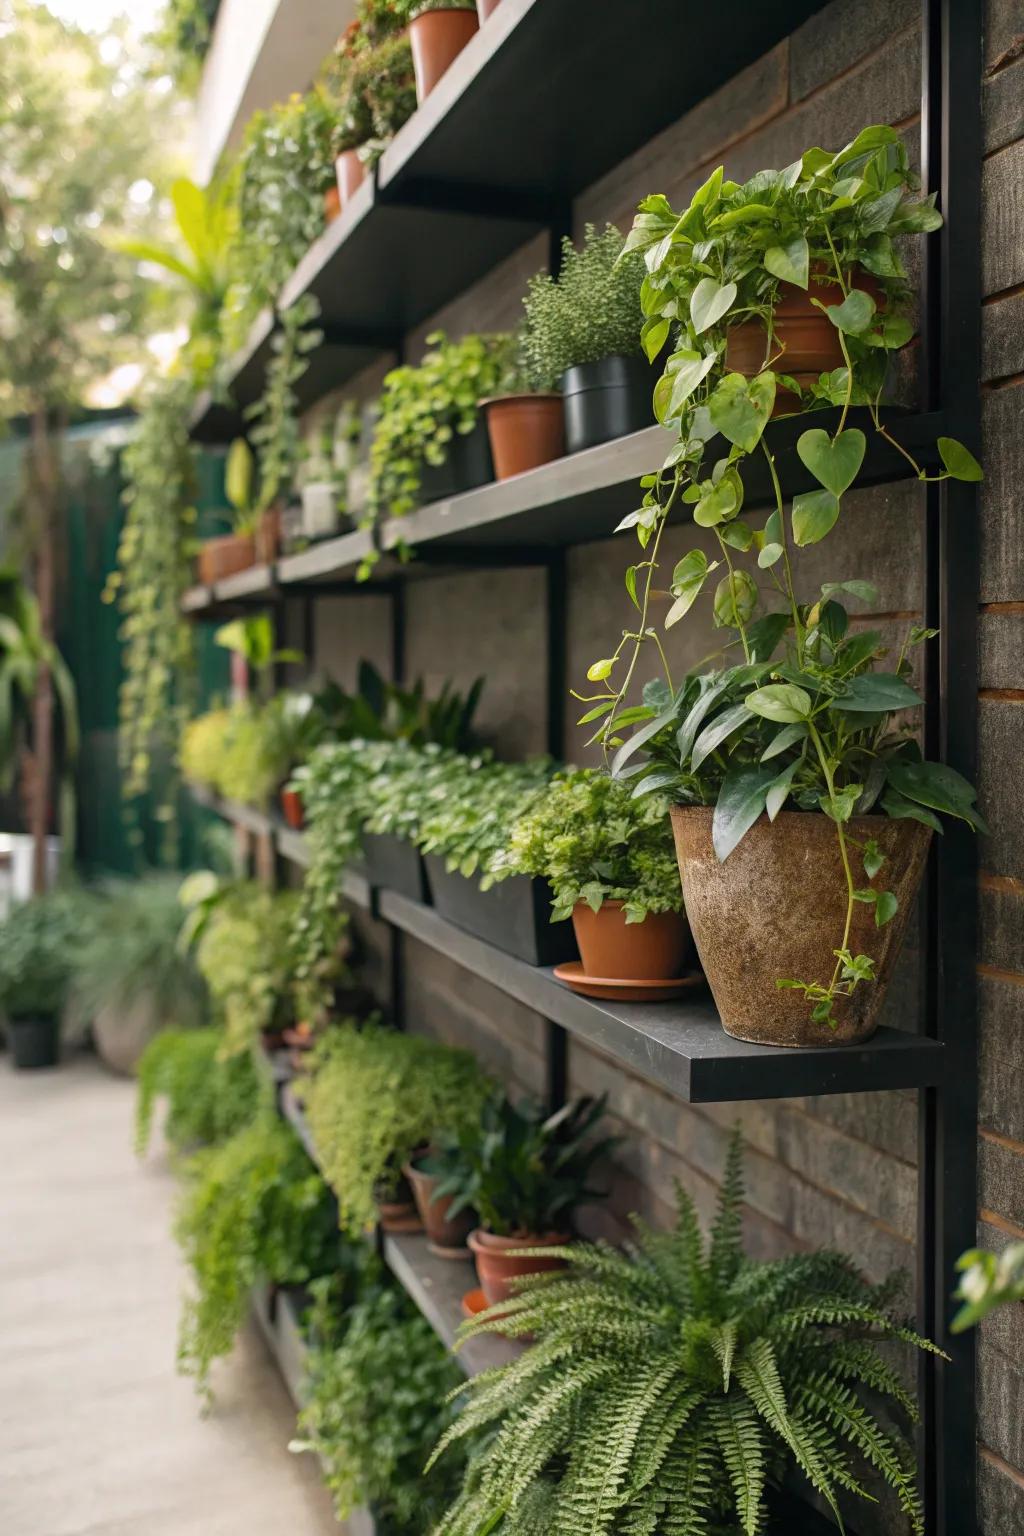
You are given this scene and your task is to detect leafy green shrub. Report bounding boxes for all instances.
[190,884,306,1055]
[432,1133,936,1535]
[320,13,416,164]
[496,767,683,922]
[429,1090,614,1236]
[0,891,86,1019]
[180,707,231,790]
[521,223,645,384]
[135,1028,264,1156]
[74,874,205,1032]
[416,754,555,884]
[367,331,515,524]
[294,1280,466,1533]
[301,1020,488,1233]
[175,1114,340,1396]
[154,0,221,81]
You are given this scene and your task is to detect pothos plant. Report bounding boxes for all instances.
[246,296,323,512]
[581,124,985,1027]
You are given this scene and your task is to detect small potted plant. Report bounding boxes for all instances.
[404,1143,477,1258]
[195,438,257,585]
[322,13,416,209]
[0,892,83,1069]
[496,768,693,998]
[428,1090,614,1306]
[299,426,344,541]
[407,0,478,103]
[523,224,651,455]
[480,326,564,481]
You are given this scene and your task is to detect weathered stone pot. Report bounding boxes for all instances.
[93,997,163,1075]
[669,807,931,1047]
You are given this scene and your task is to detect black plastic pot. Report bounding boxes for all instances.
[363,833,430,904]
[424,856,577,966]
[8,1015,60,1070]
[561,354,654,454]
[417,419,494,504]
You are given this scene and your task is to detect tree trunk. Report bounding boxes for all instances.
[29,407,56,896]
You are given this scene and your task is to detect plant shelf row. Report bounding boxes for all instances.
[181,407,944,615]
[189,0,831,443]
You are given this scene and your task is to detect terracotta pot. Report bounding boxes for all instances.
[280,787,304,830]
[726,270,887,409]
[468,1227,569,1307]
[335,149,366,208]
[669,806,931,1047]
[376,1171,423,1233]
[481,394,564,480]
[255,507,280,564]
[477,0,502,16]
[405,1160,475,1258]
[409,7,478,102]
[196,532,255,585]
[571,899,692,982]
[324,184,342,224]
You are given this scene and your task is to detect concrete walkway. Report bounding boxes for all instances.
[0,1053,341,1536]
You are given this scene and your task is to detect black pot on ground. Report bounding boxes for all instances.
[8,1015,60,1070]
[418,420,494,504]
[561,354,654,454]
[363,833,431,904]
[423,857,577,966]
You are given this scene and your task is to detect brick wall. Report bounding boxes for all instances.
[298,2,1024,1527]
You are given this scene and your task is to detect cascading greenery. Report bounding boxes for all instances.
[246,295,324,514]
[175,1113,340,1398]
[431,1132,939,1535]
[189,883,310,1055]
[108,378,196,851]
[134,1027,265,1157]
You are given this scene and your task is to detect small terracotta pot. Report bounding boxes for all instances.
[669,807,931,1047]
[572,899,692,982]
[255,507,280,564]
[196,532,255,585]
[324,185,342,224]
[280,787,304,830]
[468,1228,569,1307]
[726,270,887,410]
[477,0,502,16]
[335,149,366,209]
[409,7,478,101]
[481,394,564,480]
[376,1171,423,1233]
[405,1160,475,1258]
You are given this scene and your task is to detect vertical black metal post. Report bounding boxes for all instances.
[917,2,982,1532]
[389,578,407,1028]
[544,546,569,1110]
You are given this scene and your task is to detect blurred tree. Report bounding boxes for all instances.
[0,0,177,887]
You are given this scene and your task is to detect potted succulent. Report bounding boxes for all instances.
[0,891,83,1069]
[480,326,565,481]
[427,1090,614,1306]
[523,224,650,454]
[495,768,692,997]
[583,124,985,1047]
[195,438,257,585]
[300,1020,488,1235]
[431,1133,937,1535]
[366,331,511,532]
[416,753,577,965]
[407,0,477,103]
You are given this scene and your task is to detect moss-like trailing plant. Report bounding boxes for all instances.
[175,1114,340,1397]
[294,1280,467,1532]
[431,1132,939,1535]
[301,1019,488,1233]
[521,223,645,382]
[247,296,324,512]
[190,883,307,1055]
[495,767,683,922]
[584,124,985,1027]
[135,1028,264,1157]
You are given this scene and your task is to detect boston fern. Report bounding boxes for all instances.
[431,1134,938,1535]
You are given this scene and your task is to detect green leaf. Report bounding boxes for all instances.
[641,317,670,362]
[761,723,808,763]
[713,570,758,629]
[659,352,718,420]
[587,658,615,682]
[875,890,899,926]
[881,788,943,833]
[690,277,738,334]
[713,765,778,861]
[796,427,866,497]
[745,611,789,662]
[792,489,840,546]
[667,550,715,626]
[937,437,984,482]
[837,673,923,712]
[822,579,878,605]
[823,784,861,823]
[886,759,987,831]
[863,838,886,878]
[825,288,876,334]
[746,683,812,723]
[577,700,615,725]
[720,520,753,552]
[625,565,639,609]
[764,234,809,287]
[708,373,774,453]
[691,701,754,772]
[694,475,740,527]
[766,759,801,820]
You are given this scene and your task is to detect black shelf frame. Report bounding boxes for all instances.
[189,2,983,1528]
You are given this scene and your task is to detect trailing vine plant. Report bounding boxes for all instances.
[582,125,985,1027]
[107,377,196,854]
[247,295,324,513]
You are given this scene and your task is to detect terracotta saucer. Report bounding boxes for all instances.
[552,963,705,1003]
[461,1287,491,1320]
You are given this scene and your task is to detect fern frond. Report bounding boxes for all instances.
[711,1397,767,1536]
[800,1376,924,1536]
[736,1336,844,1531]
[817,1338,920,1423]
[712,1320,739,1392]
[709,1127,745,1289]
[660,1417,719,1536]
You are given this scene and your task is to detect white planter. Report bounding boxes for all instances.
[301,482,340,539]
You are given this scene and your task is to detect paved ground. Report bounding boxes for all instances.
[0,1052,341,1536]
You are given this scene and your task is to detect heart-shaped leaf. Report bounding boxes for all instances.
[694,476,739,527]
[708,374,772,453]
[825,288,876,334]
[938,437,984,482]
[661,352,717,420]
[792,489,840,546]
[764,235,809,287]
[666,551,715,627]
[797,427,866,496]
[720,521,753,552]
[641,317,670,362]
[713,570,758,629]
[690,277,738,334]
